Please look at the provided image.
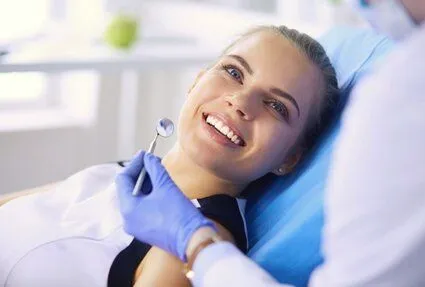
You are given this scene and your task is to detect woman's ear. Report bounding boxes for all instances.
[188,69,206,95]
[272,149,303,176]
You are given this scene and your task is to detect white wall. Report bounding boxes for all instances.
[0,72,118,193]
[0,69,199,194]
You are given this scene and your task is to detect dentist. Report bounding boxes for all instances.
[117,1,425,286]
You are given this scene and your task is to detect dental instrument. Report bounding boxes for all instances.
[132,118,174,196]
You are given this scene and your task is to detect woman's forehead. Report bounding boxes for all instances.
[224,31,318,84]
[224,32,314,79]
[227,32,300,59]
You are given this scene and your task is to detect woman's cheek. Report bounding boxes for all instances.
[258,130,286,166]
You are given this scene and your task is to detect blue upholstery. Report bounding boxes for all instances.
[245,26,394,287]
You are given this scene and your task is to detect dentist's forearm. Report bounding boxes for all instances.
[186,227,220,260]
[190,241,289,287]
[186,228,289,287]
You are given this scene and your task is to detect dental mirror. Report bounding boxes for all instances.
[157,118,174,137]
[132,118,174,196]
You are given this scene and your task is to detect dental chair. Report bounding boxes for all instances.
[245,26,394,287]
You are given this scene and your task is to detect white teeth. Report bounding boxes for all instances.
[221,126,230,135]
[205,114,243,146]
[215,121,223,130]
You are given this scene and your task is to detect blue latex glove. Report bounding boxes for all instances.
[116,151,217,261]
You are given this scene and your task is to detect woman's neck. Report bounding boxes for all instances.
[161,145,246,199]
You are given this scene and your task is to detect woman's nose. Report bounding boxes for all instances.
[224,92,258,121]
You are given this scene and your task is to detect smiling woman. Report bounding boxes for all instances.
[0,25,339,287]
[176,25,338,187]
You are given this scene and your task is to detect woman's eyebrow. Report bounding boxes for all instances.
[227,54,253,75]
[226,54,300,117]
[270,87,300,117]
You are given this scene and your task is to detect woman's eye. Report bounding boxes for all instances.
[266,100,289,120]
[223,65,243,83]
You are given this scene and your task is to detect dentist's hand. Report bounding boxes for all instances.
[116,151,217,261]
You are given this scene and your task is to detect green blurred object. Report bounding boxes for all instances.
[104,14,139,50]
[328,0,342,4]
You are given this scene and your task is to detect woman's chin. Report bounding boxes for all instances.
[189,146,222,167]
[179,131,247,177]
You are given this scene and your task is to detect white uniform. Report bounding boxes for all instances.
[0,164,133,287]
[0,162,248,287]
[191,23,425,287]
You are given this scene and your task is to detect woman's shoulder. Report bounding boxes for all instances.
[1,162,125,208]
[0,162,132,286]
[60,162,124,200]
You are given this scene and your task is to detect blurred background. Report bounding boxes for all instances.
[0,0,364,194]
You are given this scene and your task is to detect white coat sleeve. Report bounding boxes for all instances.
[191,242,292,287]
[309,26,425,286]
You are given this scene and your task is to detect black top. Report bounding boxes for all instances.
[107,194,247,287]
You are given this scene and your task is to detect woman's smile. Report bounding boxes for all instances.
[201,112,246,149]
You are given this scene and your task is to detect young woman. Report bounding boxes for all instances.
[0,25,338,287]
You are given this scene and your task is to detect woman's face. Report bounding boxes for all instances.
[178,31,324,184]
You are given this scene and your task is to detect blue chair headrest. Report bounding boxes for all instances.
[245,26,394,287]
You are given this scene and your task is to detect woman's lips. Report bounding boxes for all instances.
[201,114,245,148]
[202,112,246,144]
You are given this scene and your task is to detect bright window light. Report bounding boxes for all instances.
[0,0,49,43]
[0,73,47,105]
[0,0,49,107]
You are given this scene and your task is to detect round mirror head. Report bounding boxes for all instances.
[157,118,174,137]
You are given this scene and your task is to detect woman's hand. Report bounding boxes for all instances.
[116,151,217,261]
